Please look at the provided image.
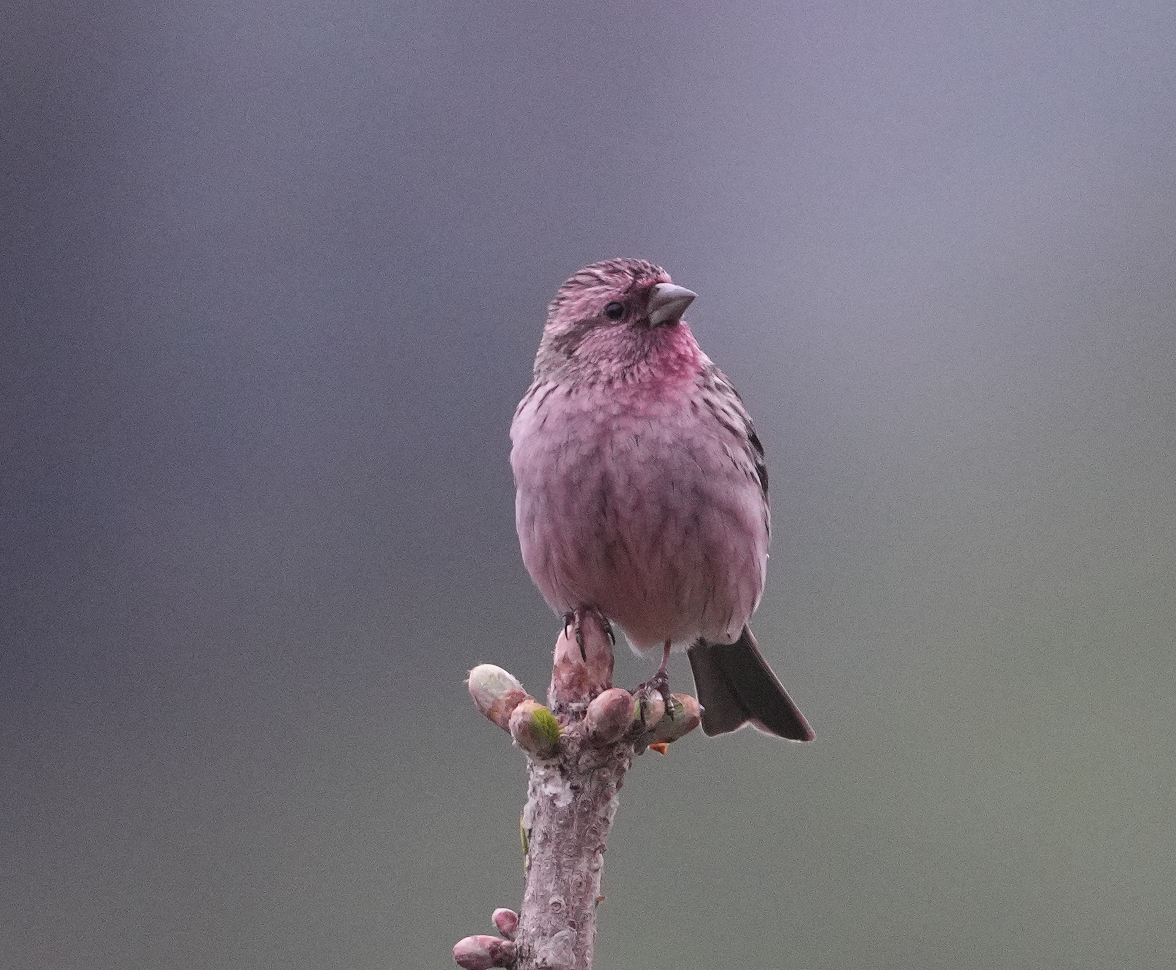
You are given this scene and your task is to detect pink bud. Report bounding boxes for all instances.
[468,664,530,731]
[649,693,703,743]
[492,907,519,939]
[453,934,515,970]
[584,688,635,743]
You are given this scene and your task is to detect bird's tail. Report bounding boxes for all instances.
[687,627,814,741]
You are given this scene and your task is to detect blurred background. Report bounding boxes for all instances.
[4,1,1175,967]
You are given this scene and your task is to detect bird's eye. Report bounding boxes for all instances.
[604,301,625,320]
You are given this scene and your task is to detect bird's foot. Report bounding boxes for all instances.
[563,608,614,661]
[635,668,673,708]
[635,640,674,724]
[634,672,673,730]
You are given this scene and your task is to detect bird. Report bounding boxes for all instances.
[510,258,813,741]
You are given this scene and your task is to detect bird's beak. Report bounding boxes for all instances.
[648,283,697,327]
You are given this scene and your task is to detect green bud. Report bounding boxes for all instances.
[509,699,561,758]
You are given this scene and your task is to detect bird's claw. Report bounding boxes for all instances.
[635,669,673,721]
[564,609,614,661]
[640,673,672,705]
[562,612,583,658]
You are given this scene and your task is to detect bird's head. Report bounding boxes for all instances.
[534,258,698,382]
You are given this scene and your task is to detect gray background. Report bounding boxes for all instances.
[4,1,1175,967]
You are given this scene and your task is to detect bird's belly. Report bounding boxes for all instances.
[512,391,766,651]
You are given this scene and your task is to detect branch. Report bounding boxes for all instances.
[456,614,702,970]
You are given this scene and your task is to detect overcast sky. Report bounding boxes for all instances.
[4,1,1176,968]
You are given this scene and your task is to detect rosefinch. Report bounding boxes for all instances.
[511,258,813,740]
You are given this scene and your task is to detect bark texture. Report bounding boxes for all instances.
[514,733,631,970]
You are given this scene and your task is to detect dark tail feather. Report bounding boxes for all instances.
[687,628,814,741]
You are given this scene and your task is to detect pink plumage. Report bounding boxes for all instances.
[511,258,813,740]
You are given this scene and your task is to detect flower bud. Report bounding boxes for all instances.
[453,934,515,970]
[649,693,703,744]
[491,908,518,939]
[584,688,635,743]
[509,699,561,759]
[468,664,530,731]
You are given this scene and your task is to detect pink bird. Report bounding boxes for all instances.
[511,258,813,740]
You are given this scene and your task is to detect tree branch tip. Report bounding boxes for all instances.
[550,619,615,704]
[462,626,700,967]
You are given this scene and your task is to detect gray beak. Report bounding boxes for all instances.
[648,282,697,327]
